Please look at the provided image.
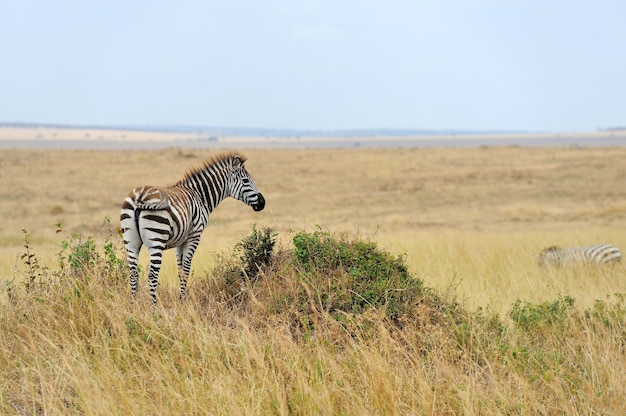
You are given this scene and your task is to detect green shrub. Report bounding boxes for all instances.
[509,295,575,330]
[19,229,47,290]
[57,217,127,282]
[61,234,98,272]
[205,226,278,304]
[292,229,425,319]
[205,227,464,339]
[235,225,277,279]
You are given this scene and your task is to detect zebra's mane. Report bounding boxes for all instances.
[542,246,561,253]
[178,152,248,184]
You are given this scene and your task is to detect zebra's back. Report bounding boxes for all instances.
[584,244,622,264]
[537,244,622,267]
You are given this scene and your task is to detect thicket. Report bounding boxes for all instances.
[2,224,626,414]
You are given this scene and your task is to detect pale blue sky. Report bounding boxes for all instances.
[1,1,624,132]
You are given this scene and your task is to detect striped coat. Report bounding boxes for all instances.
[536,244,622,267]
[120,152,265,304]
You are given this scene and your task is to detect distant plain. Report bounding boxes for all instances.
[2,125,626,149]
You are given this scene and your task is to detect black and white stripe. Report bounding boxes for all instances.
[536,244,622,267]
[120,152,265,304]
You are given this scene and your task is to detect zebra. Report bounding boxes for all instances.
[120,152,265,304]
[536,244,622,267]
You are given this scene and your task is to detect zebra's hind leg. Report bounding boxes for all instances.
[121,229,142,301]
[175,270,188,301]
[129,262,140,300]
[147,247,165,305]
[176,238,200,300]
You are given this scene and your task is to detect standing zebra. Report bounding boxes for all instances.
[536,244,622,267]
[120,152,265,304]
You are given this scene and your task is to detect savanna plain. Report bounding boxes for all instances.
[1,145,626,414]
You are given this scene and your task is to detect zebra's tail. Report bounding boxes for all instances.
[121,186,169,246]
[133,207,143,245]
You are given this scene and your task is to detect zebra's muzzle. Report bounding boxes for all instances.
[252,193,265,211]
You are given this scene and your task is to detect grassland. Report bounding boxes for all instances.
[1,145,626,414]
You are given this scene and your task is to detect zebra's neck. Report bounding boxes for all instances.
[178,163,231,212]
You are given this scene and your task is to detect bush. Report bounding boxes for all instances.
[19,229,47,290]
[235,225,277,279]
[12,219,127,294]
[58,233,126,283]
[292,229,425,320]
[508,295,575,330]
[201,227,466,343]
[203,226,279,305]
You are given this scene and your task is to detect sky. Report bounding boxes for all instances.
[1,1,624,132]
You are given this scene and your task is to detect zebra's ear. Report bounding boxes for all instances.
[232,155,242,169]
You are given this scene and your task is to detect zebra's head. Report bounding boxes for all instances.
[229,155,265,212]
[536,246,561,267]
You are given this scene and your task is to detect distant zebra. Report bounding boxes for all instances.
[120,152,265,304]
[536,244,622,267]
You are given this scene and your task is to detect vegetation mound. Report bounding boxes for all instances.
[199,227,465,341]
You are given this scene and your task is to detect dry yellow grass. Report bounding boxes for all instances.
[2,146,625,312]
[2,145,626,414]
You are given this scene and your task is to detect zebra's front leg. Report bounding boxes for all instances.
[176,238,200,300]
